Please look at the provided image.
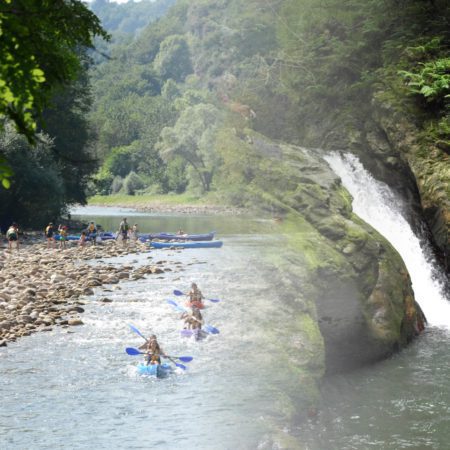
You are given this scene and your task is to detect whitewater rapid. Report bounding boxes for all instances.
[325,153,450,329]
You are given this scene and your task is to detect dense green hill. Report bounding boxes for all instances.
[89,0,449,262]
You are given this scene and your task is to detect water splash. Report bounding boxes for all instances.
[325,152,450,329]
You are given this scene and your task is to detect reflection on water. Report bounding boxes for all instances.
[297,328,450,449]
[70,206,273,237]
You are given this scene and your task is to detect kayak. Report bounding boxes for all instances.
[139,232,215,242]
[150,240,223,249]
[136,362,172,377]
[185,301,205,309]
[54,234,81,241]
[180,329,207,340]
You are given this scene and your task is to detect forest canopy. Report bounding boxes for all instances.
[0,0,108,227]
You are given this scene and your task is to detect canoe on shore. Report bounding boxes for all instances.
[149,240,223,249]
[139,232,215,242]
[136,363,172,377]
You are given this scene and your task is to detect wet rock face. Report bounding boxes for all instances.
[339,96,449,272]
[239,131,425,373]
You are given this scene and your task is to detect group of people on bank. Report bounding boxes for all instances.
[41,217,139,249]
[140,283,206,366]
[3,217,142,251]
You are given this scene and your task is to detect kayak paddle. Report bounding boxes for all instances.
[127,324,191,370]
[173,289,220,303]
[125,347,193,362]
[166,299,220,334]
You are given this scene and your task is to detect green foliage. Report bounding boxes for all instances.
[90,0,176,37]
[110,176,124,194]
[122,171,146,195]
[164,156,188,193]
[0,0,108,142]
[399,58,450,104]
[40,51,97,205]
[158,103,222,192]
[153,35,193,82]
[0,125,67,227]
[104,146,136,178]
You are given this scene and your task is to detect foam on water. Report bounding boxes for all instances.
[325,152,450,329]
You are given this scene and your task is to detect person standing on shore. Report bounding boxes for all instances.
[130,223,139,242]
[117,218,129,247]
[59,226,68,250]
[79,231,87,247]
[6,223,19,251]
[87,222,97,246]
[45,222,55,249]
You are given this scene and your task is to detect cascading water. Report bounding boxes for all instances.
[325,152,450,329]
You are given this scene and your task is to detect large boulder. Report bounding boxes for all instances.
[219,129,425,374]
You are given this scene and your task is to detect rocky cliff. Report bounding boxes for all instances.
[218,129,426,376]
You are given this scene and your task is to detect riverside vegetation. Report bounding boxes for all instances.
[0,0,447,447]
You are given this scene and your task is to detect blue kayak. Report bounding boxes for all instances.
[136,363,172,377]
[139,232,215,242]
[180,329,207,340]
[150,240,223,249]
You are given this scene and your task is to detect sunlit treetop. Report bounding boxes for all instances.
[0,0,109,143]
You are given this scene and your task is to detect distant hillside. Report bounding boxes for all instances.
[90,0,175,36]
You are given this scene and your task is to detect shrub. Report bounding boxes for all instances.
[123,171,145,195]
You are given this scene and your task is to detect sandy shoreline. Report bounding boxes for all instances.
[86,201,248,215]
[0,238,173,347]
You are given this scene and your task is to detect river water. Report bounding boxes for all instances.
[1,164,450,449]
[0,210,292,449]
[302,153,450,450]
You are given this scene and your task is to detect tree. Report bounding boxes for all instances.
[0,0,108,139]
[0,0,108,187]
[0,124,67,230]
[158,103,222,192]
[153,35,193,82]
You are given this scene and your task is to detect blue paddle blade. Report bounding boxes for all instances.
[126,347,142,355]
[175,362,187,370]
[205,325,220,334]
[167,299,186,312]
[208,298,220,303]
[173,290,184,296]
[128,324,147,341]
[177,356,193,363]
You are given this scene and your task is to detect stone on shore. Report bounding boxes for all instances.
[0,239,172,344]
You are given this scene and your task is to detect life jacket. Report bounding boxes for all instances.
[120,222,129,232]
[45,226,53,237]
[6,228,17,239]
[88,224,97,233]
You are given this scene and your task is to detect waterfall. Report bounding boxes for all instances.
[325,152,450,329]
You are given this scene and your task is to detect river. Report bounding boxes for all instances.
[0,210,293,449]
[1,161,449,449]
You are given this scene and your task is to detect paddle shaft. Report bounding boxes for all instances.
[167,300,219,334]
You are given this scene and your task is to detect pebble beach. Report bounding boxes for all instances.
[0,237,170,347]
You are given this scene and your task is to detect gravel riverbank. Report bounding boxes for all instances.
[87,201,248,215]
[0,238,172,347]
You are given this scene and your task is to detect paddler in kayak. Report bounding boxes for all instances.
[181,306,203,331]
[139,334,166,366]
[186,282,205,309]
